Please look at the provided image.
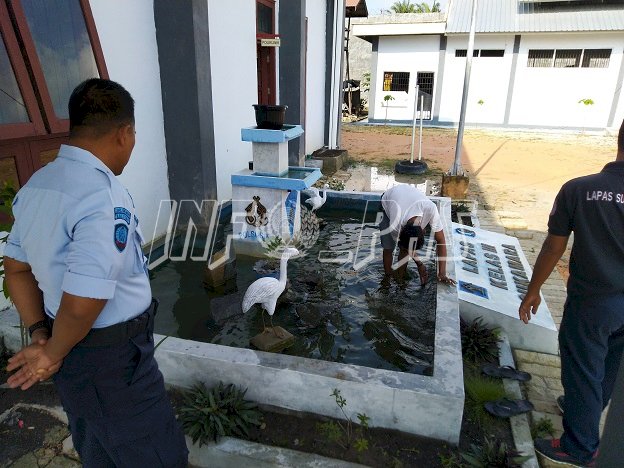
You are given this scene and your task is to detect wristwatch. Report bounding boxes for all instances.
[28,320,51,338]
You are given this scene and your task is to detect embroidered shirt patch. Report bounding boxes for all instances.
[114,207,131,225]
[114,223,129,252]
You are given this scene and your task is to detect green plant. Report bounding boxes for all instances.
[462,436,531,467]
[361,72,370,93]
[578,98,594,106]
[178,381,263,446]
[318,388,370,450]
[0,181,17,300]
[439,449,464,467]
[531,417,555,439]
[460,317,500,363]
[383,94,395,125]
[390,0,440,13]
[464,375,507,424]
[477,99,484,106]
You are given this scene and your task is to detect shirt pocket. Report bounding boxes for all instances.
[133,225,148,275]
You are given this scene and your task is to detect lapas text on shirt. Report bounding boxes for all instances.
[114,207,132,224]
[585,191,624,203]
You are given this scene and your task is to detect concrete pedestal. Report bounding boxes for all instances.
[250,327,295,352]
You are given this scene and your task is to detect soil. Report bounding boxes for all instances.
[342,125,615,232]
[0,364,69,467]
[170,367,514,468]
[2,340,514,467]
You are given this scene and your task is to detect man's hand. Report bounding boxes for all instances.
[519,290,541,324]
[6,343,63,390]
[437,274,456,285]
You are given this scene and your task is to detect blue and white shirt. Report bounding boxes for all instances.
[4,145,151,328]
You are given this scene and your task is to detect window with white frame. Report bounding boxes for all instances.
[582,49,611,68]
[455,49,504,58]
[554,49,582,68]
[527,49,554,67]
[528,48,612,68]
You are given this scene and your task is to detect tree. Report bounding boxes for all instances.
[415,2,441,13]
[390,0,417,13]
[390,1,441,13]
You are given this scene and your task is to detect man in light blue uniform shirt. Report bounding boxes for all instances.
[4,79,188,467]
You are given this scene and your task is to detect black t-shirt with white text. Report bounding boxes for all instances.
[549,161,624,296]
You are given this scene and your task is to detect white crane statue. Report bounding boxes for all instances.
[242,247,300,336]
[303,184,329,212]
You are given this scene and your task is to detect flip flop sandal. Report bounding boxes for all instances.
[484,398,534,418]
[481,363,532,381]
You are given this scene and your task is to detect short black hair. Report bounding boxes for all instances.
[398,224,424,251]
[619,119,624,154]
[68,78,134,137]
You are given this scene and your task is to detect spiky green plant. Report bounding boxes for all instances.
[462,436,531,467]
[178,382,263,446]
[460,317,500,363]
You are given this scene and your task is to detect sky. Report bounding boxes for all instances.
[364,0,449,16]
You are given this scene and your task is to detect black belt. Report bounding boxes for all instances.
[46,298,159,348]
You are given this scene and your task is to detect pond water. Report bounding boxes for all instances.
[150,210,437,375]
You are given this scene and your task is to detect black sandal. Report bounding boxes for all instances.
[481,363,531,382]
[484,398,534,418]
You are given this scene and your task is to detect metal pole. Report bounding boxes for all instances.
[410,85,419,163]
[419,95,424,161]
[451,0,478,176]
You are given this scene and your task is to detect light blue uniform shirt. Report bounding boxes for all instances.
[4,145,151,328]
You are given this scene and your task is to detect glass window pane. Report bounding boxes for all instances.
[21,0,99,119]
[0,157,20,188]
[0,38,30,124]
[257,4,273,34]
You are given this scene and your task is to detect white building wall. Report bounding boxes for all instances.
[304,1,327,154]
[372,35,440,122]
[439,35,515,124]
[207,0,257,201]
[510,33,624,128]
[614,76,624,130]
[90,0,171,242]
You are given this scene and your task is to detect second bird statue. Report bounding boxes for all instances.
[242,247,300,336]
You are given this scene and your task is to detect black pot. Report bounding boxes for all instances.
[253,104,288,130]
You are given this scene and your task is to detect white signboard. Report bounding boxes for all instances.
[451,223,558,354]
[261,38,281,47]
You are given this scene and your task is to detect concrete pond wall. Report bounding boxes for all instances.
[0,192,464,444]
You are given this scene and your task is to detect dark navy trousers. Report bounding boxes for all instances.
[53,320,188,467]
[559,292,624,463]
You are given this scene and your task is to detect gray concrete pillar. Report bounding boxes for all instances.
[154,0,217,226]
[279,0,306,166]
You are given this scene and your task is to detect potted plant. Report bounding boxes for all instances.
[382,95,394,125]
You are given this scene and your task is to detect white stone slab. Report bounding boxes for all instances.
[452,223,559,355]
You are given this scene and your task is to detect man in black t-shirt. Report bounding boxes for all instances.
[519,120,624,467]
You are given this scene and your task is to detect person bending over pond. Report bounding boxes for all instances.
[379,184,455,285]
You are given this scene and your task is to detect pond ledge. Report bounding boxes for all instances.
[498,331,539,468]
